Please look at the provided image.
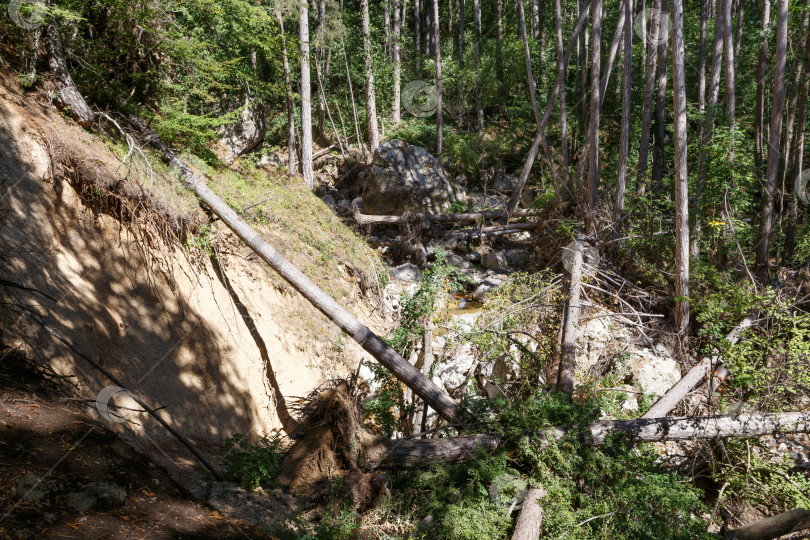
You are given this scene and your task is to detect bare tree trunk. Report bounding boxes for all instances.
[299,0,315,189]
[518,0,543,130]
[724,509,810,540]
[342,39,363,151]
[557,239,584,396]
[756,0,788,282]
[699,0,708,112]
[723,0,736,130]
[512,487,545,540]
[555,0,569,172]
[473,0,483,133]
[587,0,602,227]
[277,11,298,174]
[458,0,466,130]
[635,0,661,196]
[361,0,381,152]
[132,118,462,421]
[578,0,589,144]
[385,0,392,58]
[433,0,444,154]
[415,0,422,74]
[393,0,402,124]
[496,0,506,112]
[315,63,347,156]
[531,0,540,39]
[784,9,810,264]
[363,411,810,468]
[642,312,758,418]
[732,0,743,76]
[755,0,771,172]
[651,0,669,191]
[598,3,627,108]
[672,0,689,332]
[45,24,94,128]
[613,0,632,248]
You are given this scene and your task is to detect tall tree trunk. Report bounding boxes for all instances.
[473,0,483,133]
[555,0,569,172]
[393,0,402,124]
[458,0,465,130]
[732,0,743,75]
[756,0,788,281]
[361,0,381,151]
[579,0,590,144]
[518,0,543,129]
[531,0,540,39]
[434,0,444,154]
[299,0,315,189]
[723,0,736,131]
[277,10,298,175]
[755,0,771,173]
[385,0,392,58]
[415,0,422,74]
[694,0,726,256]
[587,0,602,228]
[598,3,627,108]
[342,38,363,150]
[133,118,462,422]
[635,0,661,196]
[614,0,632,247]
[496,0,505,113]
[651,0,669,191]
[672,0,690,332]
[699,0,708,112]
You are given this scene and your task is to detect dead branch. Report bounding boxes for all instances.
[558,238,584,395]
[724,508,810,540]
[512,486,545,540]
[355,209,538,226]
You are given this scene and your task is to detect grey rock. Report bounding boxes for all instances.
[504,249,529,268]
[467,251,482,262]
[482,251,510,271]
[493,173,519,192]
[338,199,352,210]
[258,152,281,167]
[66,491,96,511]
[219,99,267,157]
[322,194,337,207]
[66,482,127,511]
[361,140,455,215]
[412,244,428,266]
[392,263,422,283]
[16,473,50,501]
[446,253,472,270]
[471,276,506,303]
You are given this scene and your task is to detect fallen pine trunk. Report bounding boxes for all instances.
[361,412,810,468]
[461,222,539,239]
[557,238,584,396]
[512,486,545,540]
[131,116,461,421]
[642,311,759,419]
[355,209,536,225]
[724,508,810,540]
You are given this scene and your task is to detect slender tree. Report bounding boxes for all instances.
[458,0,465,129]
[276,8,297,175]
[613,0,632,246]
[393,0,402,124]
[723,0,736,131]
[636,0,661,195]
[472,0,483,133]
[433,0,443,154]
[496,0,505,112]
[672,0,690,331]
[587,0,603,229]
[415,0,422,74]
[756,0,788,280]
[698,0,707,112]
[299,0,314,189]
[651,0,669,191]
[361,0,380,151]
[755,0,771,172]
[555,0,569,171]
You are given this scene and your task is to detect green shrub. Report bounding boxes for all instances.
[221,432,285,490]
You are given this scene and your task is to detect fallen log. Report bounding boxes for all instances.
[642,312,759,419]
[361,412,810,468]
[131,116,461,421]
[724,508,810,540]
[512,486,545,540]
[355,209,536,225]
[557,238,584,396]
[461,222,539,239]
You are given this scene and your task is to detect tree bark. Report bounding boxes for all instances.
[512,487,545,540]
[342,38,363,152]
[299,0,315,189]
[586,0,602,227]
[723,0,736,131]
[613,0,632,248]
[651,0,669,191]
[473,0,483,133]
[755,0,771,173]
[131,117,462,421]
[433,0,443,154]
[355,208,538,225]
[699,0,708,113]
[496,0,505,113]
[642,312,758,419]
[724,509,810,540]
[558,238,584,396]
[361,0,381,151]
[363,412,810,468]
[598,3,627,108]
[393,0,402,124]
[672,0,689,332]
[458,0,466,130]
[635,0,662,196]
[415,0,422,74]
[555,0,569,171]
[756,0,788,282]
[46,24,94,128]
[277,11,298,175]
